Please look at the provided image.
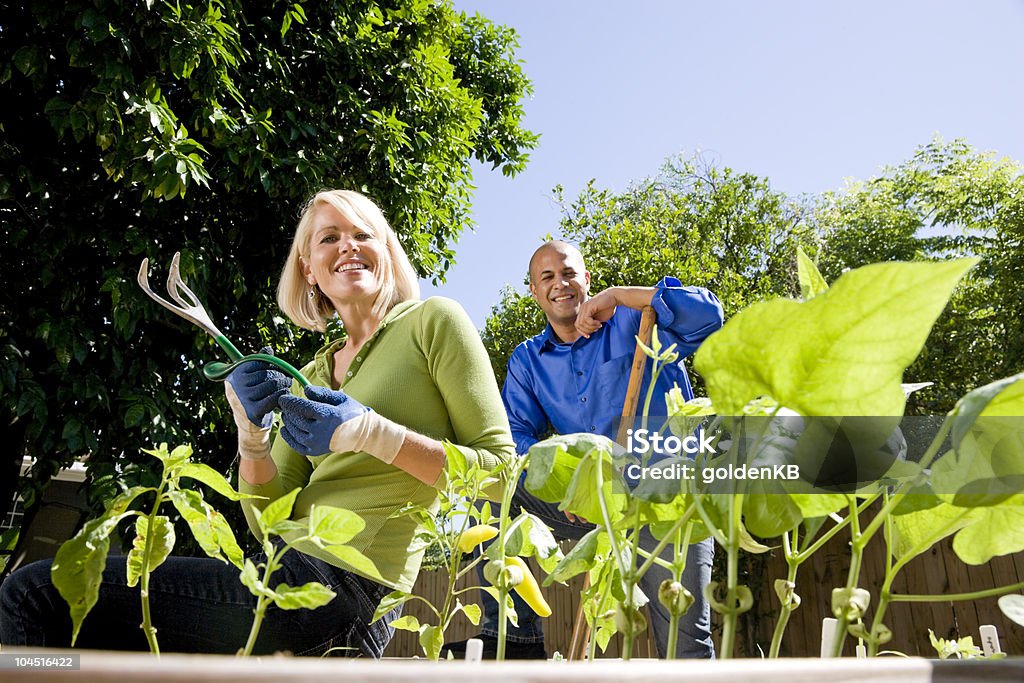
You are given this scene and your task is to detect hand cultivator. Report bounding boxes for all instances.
[137,252,310,387]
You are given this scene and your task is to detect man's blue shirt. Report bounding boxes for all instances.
[501,277,724,455]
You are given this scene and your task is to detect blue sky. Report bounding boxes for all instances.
[422,0,1024,327]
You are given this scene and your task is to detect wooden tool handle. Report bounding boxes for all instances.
[570,306,656,660]
[614,305,656,446]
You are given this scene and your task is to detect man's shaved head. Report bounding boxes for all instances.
[528,240,585,282]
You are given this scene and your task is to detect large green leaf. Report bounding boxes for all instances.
[51,512,134,644]
[126,515,175,588]
[951,496,1024,565]
[562,450,627,525]
[419,624,444,661]
[272,582,336,610]
[321,544,384,582]
[544,527,607,585]
[257,487,301,534]
[177,462,262,501]
[307,505,364,546]
[503,512,563,572]
[933,374,1024,506]
[797,246,829,300]
[371,590,412,624]
[168,489,239,565]
[890,499,975,562]
[526,433,613,503]
[695,258,977,416]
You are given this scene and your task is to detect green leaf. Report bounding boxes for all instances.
[419,623,444,661]
[239,558,274,598]
[320,544,384,582]
[389,615,421,632]
[272,582,337,610]
[371,590,413,624]
[997,595,1024,628]
[695,258,978,416]
[178,462,261,501]
[890,499,974,562]
[951,496,1024,564]
[307,505,365,546]
[459,600,481,626]
[258,487,301,533]
[933,374,1024,507]
[526,433,613,504]
[503,512,563,572]
[544,527,606,585]
[796,246,829,300]
[168,489,235,564]
[126,515,175,587]
[52,512,134,644]
[562,450,626,525]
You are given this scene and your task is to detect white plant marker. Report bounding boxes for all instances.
[466,637,484,663]
[856,644,867,658]
[979,625,1002,656]
[821,617,838,658]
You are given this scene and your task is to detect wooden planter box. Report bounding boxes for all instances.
[4,650,1024,683]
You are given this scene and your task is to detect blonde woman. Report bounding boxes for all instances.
[1,191,514,657]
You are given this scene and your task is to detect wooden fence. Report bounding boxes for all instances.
[385,537,1024,658]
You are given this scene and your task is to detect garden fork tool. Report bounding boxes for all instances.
[137,252,310,387]
[567,306,655,660]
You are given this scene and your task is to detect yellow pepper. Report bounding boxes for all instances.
[505,556,552,618]
[456,524,499,554]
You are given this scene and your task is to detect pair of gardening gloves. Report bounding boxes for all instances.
[223,350,406,464]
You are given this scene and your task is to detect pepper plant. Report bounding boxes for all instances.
[239,486,383,656]
[52,443,380,657]
[52,443,256,653]
[370,442,558,661]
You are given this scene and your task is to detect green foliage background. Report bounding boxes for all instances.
[0,0,537,526]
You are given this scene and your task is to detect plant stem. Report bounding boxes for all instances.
[495,455,530,662]
[719,492,743,659]
[768,530,800,659]
[831,496,864,658]
[664,522,692,660]
[890,580,1024,603]
[241,546,283,657]
[139,481,167,656]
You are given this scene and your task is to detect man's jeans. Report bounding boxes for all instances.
[0,539,398,657]
[477,483,715,658]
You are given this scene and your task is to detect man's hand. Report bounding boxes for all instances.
[563,511,590,524]
[575,287,618,338]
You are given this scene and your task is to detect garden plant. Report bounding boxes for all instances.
[51,443,379,656]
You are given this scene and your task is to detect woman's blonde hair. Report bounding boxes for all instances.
[278,190,420,331]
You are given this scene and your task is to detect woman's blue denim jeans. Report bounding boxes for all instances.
[477,479,715,658]
[0,540,398,657]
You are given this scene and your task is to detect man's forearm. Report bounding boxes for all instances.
[608,285,657,310]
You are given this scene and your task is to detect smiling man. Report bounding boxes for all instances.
[447,240,724,660]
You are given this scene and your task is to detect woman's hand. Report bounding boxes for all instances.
[224,349,291,461]
[279,385,407,463]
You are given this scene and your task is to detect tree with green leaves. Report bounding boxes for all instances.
[0,0,536,529]
[813,138,1024,413]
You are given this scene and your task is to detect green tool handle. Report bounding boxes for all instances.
[207,336,312,387]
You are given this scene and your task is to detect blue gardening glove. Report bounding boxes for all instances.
[224,347,290,461]
[279,385,406,462]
